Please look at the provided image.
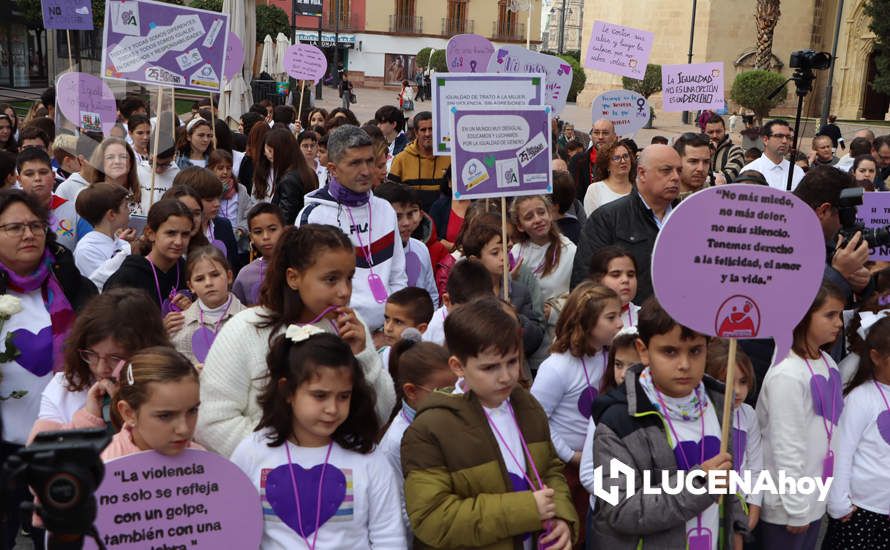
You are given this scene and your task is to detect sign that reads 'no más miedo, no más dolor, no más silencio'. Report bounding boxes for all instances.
[450,106,553,201]
[101,0,229,92]
[652,185,825,364]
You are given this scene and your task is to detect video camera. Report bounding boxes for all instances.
[4,428,111,549]
[837,186,890,249]
[789,50,833,72]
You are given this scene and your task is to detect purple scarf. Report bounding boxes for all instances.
[327,175,370,207]
[1,249,75,373]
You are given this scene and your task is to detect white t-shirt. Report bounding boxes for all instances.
[733,403,763,506]
[583,180,630,215]
[378,406,412,538]
[422,305,448,346]
[510,235,576,304]
[37,372,89,427]
[230,430,407,550]
[530,350,607,462]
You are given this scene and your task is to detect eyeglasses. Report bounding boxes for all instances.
[591,130,612,137]
[769,133,792,141]
[78,349,127,369]
[0,221,48,238]
[611,154,631,162]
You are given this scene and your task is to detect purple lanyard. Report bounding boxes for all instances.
[345,203,375,271]
[652,386,705,470]
[147,257,180,310]
[198,295,232,341]
[734,408,743,471]
[804,354,837,448]
[284,441,333,550]
[482,400,544,491]
[580,354,601,396]
[400,408,412,425]
[299,304,341,334]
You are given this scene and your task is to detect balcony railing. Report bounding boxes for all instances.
[389,14,423,34]
[492,21,526,42]
[442,18,473,36]
[321,12,363,32]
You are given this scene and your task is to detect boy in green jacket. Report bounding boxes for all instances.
[402,296,577,549]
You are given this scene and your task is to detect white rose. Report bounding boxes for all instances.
[0,295,23,318]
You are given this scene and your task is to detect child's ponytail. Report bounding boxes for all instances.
[257,326,379,453]
[388,329,450,413]
[845,314,890,395]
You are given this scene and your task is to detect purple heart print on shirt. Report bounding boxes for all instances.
[876,410,890,446]
[507,473,532,542]
[12,326,53,377]
[732,428,748,472]
[405,250,422,287]
[577,387,598,419]
[674,435,721,471]
[810,368,844,425]
[265,463,347,537]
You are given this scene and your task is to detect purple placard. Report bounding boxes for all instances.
[101,0,229,92]
[856,192,890,261]
[487,45,572,114]
[584,20,653,79]
[592,89,650,137]
[42,0,94,30]
[83,449,262,550]
[432,72,544,156]
[55,72,117,135]
[223,32,244,81]
[446,34,495,73]
[283,43,328,82]
[661,62,725,112]
[450,106,552,200]
[652,185,825,365]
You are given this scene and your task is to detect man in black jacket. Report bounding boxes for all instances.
[570,144,681,301]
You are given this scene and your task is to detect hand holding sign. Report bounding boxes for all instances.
[283,43,328,82]
[652,185,825,453]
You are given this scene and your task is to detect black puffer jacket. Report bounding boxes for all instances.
[570,189,661,302]
[273,169,314,226]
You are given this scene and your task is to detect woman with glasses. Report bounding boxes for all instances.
[82,137,143,214]
[582,141,635,215]
[0,189,96,548]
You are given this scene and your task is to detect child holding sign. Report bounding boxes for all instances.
[170,246,245,369]
[590,297,747,549]
[402,297,577,549]
[757,281,845,548]
[588,247,640,328]
[103,347,203,460]
[230,328,407,549]
[825,315,890,548]
[531,282,624,544]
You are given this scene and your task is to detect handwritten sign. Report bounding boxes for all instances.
[661,62,725,112]
[487,46,572,114]
[223,32,244,81]
[584,20,653,79]
[450,106,552,200]
[652,185,825,364]
[283,43,328,82]
[432,72,543,156]
[42,0,94,30]
[101,0,229,92]
[592,90,650,137]
[856,192,890,261]
[84,449,262,550]
[446,34,495,73]
[56,72,118,135]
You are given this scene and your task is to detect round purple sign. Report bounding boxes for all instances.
[283,43,328,82]
[446,34,495,73]
[84,449,262,549]
[56,72,117,136]
[651,184,825,364]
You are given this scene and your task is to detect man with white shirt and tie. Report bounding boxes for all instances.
[739,119,805,191]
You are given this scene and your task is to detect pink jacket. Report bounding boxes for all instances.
[101,426,205,462]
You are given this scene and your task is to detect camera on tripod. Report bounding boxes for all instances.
[4,428,111,548]
[789,50,833,71]
[837,186,890,249]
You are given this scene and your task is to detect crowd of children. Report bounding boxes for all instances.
[1,92,888,550]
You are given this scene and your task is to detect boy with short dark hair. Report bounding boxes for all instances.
[17,147,87,251]
[375,182,440,307]
[589,296,748,549]
[379,285,435,372]
[73,183,133,288]
[423,258,494,345]
[402,296,578,549]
